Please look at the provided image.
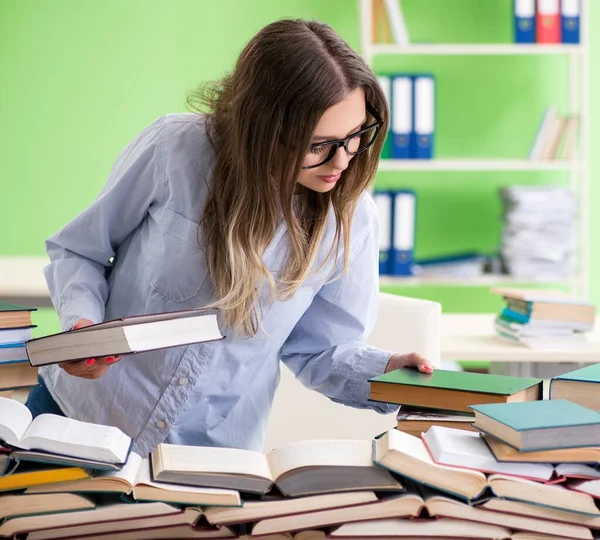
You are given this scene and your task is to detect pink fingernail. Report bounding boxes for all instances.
[86,358,96,366]
[105,356,116,364]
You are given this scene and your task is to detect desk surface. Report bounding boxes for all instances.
[441,313,600,363]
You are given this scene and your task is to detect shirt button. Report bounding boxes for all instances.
[156,420,167,429]
[178,377,189,386]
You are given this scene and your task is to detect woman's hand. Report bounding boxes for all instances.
[58,318,122,379]
[385,352,434,374]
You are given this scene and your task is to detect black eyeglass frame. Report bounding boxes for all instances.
[301,102,384,170]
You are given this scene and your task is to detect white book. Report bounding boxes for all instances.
[0,396,132,465]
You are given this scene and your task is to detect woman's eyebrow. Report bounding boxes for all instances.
[312,117,368,142]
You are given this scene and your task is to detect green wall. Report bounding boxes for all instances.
[0,0,597,338]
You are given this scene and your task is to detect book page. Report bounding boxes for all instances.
[157,444,273,481]
[21,414,131,463]
[267,440,373,481]
[0,396,31,446]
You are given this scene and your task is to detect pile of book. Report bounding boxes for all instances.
[492,287,596,349]
[2,364,600,538]
[0,302,39,401]
[500,186,577,280]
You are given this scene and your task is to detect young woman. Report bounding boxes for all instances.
[26,19,433,455]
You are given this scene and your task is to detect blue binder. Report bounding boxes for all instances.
[514,0,536,43]
[412,75,435,160]
[373,191,393,275]
[390,190,416,276]
[377,75,393,160]
[391,75,413,159]
[561,0,580,43]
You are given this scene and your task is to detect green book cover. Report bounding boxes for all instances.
[552,363,600,384]
[369,368,541,396]
[470,399,600,431]
[0,302,37,312]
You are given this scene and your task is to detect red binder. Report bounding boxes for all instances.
[536,0,561,43]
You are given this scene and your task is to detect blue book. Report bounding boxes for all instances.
[561,0,580,43]
[390,190,416,276]
[373,191,393,275]
[390,75,413,159]
[514,0,536,43]
[412,75,435,159]
[471,400,600,452]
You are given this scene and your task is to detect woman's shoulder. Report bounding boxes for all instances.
[352,191,379,232]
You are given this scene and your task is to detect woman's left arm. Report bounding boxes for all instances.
[280,198,434,413]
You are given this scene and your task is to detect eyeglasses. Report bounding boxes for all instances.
[302,103,384,169]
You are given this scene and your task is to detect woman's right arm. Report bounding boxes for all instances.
[45,117,166,332]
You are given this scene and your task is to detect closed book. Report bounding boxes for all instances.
[0,492,95,521]
[0,460,90,492]
[369,368,542,413]
[549,364,600,411]
[470,399,600,451]
[25,309,224,367]
[151,439,402,496]
[491,287,590,306]
[0,302,36,329]
[0,361,38,391]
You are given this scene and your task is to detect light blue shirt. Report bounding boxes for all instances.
[41,113,395,456]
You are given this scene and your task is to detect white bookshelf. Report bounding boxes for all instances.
[378,159,580,172]
[368,43,582,59]
[379,275,571,288]
[361,0,590,298]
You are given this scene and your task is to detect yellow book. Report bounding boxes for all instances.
[0,463,89,491]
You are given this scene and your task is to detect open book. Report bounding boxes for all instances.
[423,426,600,483]
[151,439,403,496]
[0,397,132,466]
[25,309,224,366]
[24,452,241,507]
[373,429,600,515]
[0,492,95,522]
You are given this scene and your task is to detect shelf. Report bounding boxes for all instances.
[369,44,583,56]
[377,159,579,172]
[379,275,573,287]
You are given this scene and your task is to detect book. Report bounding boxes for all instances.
[479,496,600,528]
[491,287,591,306]
[246,494,424,536]
[25,309,224,367]
[506,295,595,324]
[485,433,600,465]
[470,400,600,451]
[0,302,36,329]
[0,325,35,346]
[25,507,205,540]
[0,501,181,539]
[423,425,600,482]
[0,396,132,466]
[0,361,38,390]
[550,364,600,411]
[369,368,542,413]
[0,460,90,491]
[0,343,30,363]
[396,407,477,436]
[325,518,588,540]
[203,491,379,526]
[372,428,600,513]
[24,452,241,507]
[0,492,95,521]
[151,439,403,496]
[45,524,237,540]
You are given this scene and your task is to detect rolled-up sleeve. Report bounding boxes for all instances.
[44,117,166,330]
[280,207,397,414]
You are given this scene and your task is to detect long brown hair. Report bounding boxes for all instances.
[189,19,388,337]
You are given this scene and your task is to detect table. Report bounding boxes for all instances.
[441,313,600,378]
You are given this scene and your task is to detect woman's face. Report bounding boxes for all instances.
[297,87,367,194]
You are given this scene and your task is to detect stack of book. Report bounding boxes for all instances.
[0,302,39,400]
[492,287,596,349]
[369,366,543,437]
